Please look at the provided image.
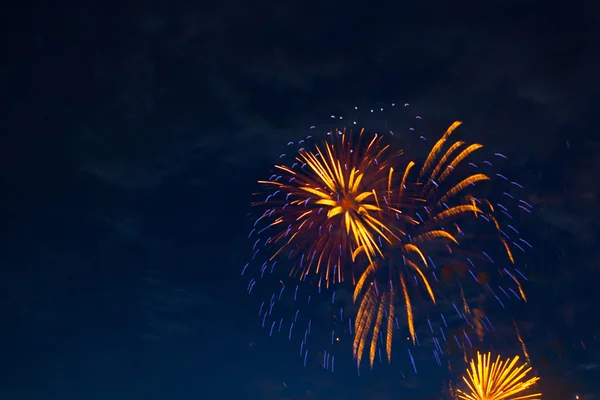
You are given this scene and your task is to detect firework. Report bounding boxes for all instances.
[351,121,533,371]
[247,125,401,288]
[243,115,408,371]
[456,352,541,399]
[244,104,534,374]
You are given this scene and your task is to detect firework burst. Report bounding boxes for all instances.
[351,120,534,371]
[456,352,541,400]
[248,126,400,288]
[243,117,406,371]
[244,104,534,374]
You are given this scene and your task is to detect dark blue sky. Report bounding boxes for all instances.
[1,0,599,398]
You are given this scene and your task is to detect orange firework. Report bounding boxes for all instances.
[252,127,400,287]
[245,107,533,374]
[352,121,529,369]
[457,352,541,400]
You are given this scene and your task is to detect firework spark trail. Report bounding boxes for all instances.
[514,320,531,364]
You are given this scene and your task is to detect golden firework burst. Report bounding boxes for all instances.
[255,128,400,287]
[351,121,527,368]
[457,352,541,400]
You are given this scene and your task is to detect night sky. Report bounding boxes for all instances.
[2,0,600,399]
